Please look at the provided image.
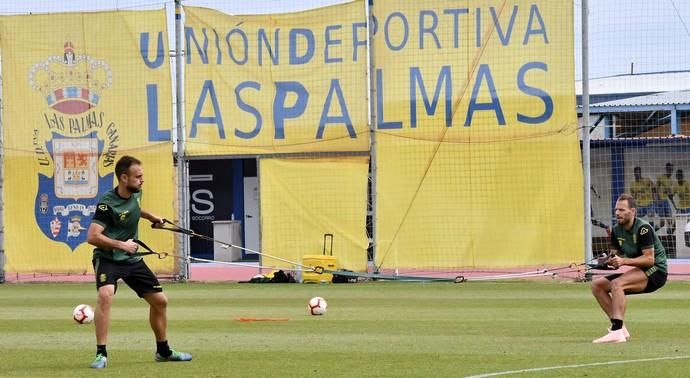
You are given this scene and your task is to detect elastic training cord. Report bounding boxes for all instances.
[154,219,315,271]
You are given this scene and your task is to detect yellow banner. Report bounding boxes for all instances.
[184,2,369,155]
[260,157,369,272]
[1,10,176,274]
[373,0,583,268]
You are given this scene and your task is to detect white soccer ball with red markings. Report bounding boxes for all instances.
[73,304,95,324]
[308,296,327,315]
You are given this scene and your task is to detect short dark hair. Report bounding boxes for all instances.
[617,193,637,209]
[115,156,141,180]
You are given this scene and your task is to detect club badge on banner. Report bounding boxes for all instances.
[29,41,116,250]
[1,10,175,274]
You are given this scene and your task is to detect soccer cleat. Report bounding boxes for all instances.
[90,354,107,369]
[607,325,630,340]
[592,328,627,344]
[155,349,192,362]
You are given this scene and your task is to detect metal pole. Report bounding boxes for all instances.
[0,81,5,283]
[175,0,189,280]
[582,0,593,264]
[366,0,378,272]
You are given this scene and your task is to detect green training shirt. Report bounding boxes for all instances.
[91,188,143,264]
[610,217,667,274]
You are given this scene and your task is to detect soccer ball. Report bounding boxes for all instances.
[73,304,95,324]
[307,296,327,315]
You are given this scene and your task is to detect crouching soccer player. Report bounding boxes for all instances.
[87,156,192,368]
[591,193,667,343]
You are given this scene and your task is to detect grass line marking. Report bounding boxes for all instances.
[465,355,690,378]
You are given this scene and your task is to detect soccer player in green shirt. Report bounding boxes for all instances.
[86,156,192,368]
[591,193,667,344]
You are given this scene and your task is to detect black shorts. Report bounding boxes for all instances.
[606,268,667,294]
[93,258,163,298]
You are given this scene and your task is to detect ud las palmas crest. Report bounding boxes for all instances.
[30,40,117,250]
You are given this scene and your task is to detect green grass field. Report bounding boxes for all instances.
[1,280,689,377]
